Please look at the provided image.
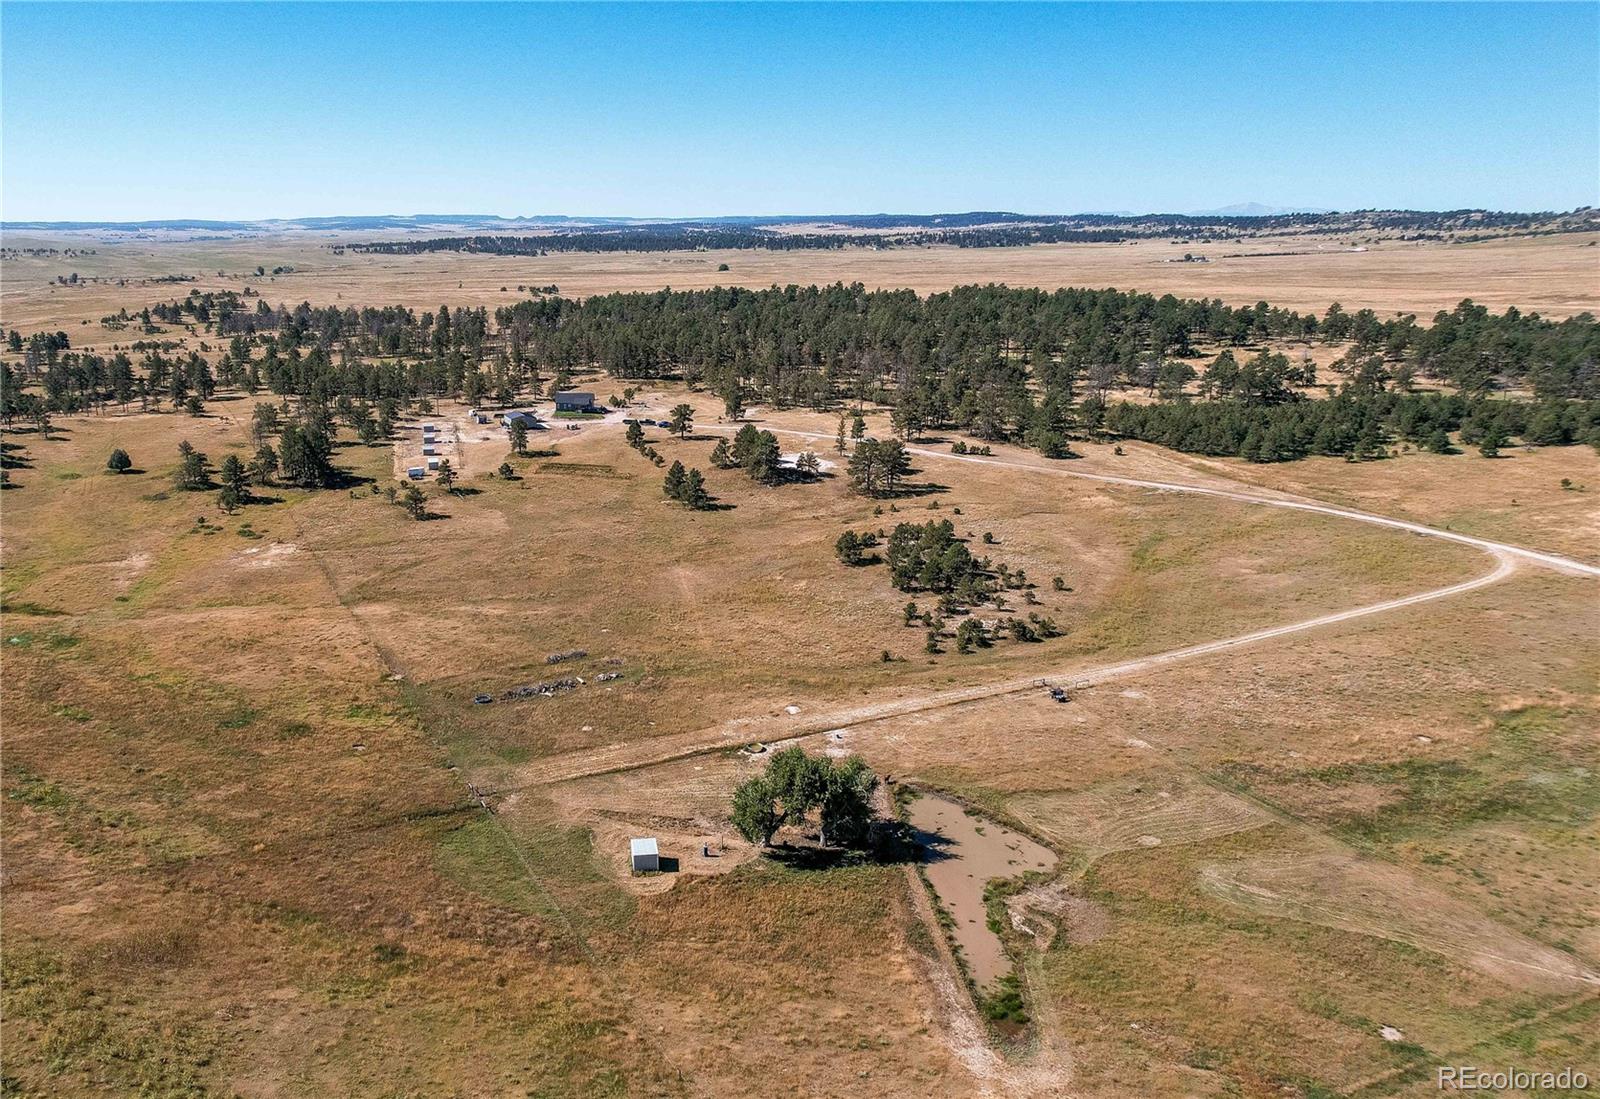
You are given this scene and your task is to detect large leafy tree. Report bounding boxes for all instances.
[729,747,879,851]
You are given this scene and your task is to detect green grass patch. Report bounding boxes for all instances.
[217,705,258,730]
[5,631,80,652]
[1,945,219,1097]
[1222,702,1600,847]
[0,600,66,617]
[435,816,564,919]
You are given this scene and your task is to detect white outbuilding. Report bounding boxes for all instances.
[630,837,659,873]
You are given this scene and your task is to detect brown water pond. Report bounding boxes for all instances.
[907,792,1057,990]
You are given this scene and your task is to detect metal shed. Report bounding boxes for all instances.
[630,837,659,873]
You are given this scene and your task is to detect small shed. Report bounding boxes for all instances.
[554,391,596,413]
[406,467,425,480]
[422,445,438,455]
[630,837,659,873]
[427,457,441,471]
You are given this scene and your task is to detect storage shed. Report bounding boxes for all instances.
[630,837,659,873]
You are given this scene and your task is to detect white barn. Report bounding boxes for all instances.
[630,837,659,873]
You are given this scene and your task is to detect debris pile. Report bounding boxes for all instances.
[474,658,626,704]
[501,676,584,700]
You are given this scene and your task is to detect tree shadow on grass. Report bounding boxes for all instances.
[764,821,922,869]
[874,481,950,499]
[325,469,376,491]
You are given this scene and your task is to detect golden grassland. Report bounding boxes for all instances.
[5,214,1600,1099]
[3,230,1598,339]
[3,383,1596,1095]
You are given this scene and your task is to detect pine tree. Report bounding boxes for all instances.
[250,443,279,485]
[173,441,211,491]
[106,448,132,474]
[663,460,687,500]
[402,483,427,519]
[219,453,249,502]
[682,468,710,509]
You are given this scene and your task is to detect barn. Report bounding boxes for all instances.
[502,410,541,432]
[630,837,659,873]
[554,391,596,413]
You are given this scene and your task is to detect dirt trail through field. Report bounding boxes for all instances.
[743,423,1600,578]
[515,415,1600,786]
[516,547,1521,787]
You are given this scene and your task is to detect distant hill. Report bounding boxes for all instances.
[1188,202,1337,217]
[6,208,1595,252]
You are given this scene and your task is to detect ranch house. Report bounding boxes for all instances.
[554,391,596,413]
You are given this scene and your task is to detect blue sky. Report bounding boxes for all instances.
[2,2,1596,220]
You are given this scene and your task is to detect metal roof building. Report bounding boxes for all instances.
[630,837,659,873]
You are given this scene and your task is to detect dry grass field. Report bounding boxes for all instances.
[3,239,1598,1096]
[3,231,1597,340]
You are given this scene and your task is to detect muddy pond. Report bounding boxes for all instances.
[908,793,1057,990]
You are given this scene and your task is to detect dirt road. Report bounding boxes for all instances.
[514,417,1599,789]
[515,549,1520,787]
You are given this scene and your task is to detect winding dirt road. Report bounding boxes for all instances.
[517,427,1594,789]
[506,424,1595,1097]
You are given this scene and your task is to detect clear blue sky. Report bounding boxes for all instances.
[3,2,1596,220]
